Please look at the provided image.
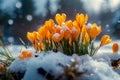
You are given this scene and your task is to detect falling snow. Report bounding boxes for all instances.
[16,1,22,8]
[26,15,33,21]
[8,19,14,25]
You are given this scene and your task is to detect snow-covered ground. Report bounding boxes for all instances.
[8,51,120,80]
[1,41,120,80]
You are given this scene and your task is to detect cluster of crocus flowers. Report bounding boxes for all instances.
[18,50,33,60]
[27,13,112,56]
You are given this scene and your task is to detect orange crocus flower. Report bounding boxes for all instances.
[37,33,43,42]
[44,19,55,33]
[27,31,37,43]
[76,13,88,28]
[65,20,73,29]
[38,26,51,40]
[18,50,33,60]
[112,42,119,53]
[87,23,102,40]
[100,35,112,46]
[38,26,46,38]
[81,25,90,45]
[22,50,28,57]
[55,13,66,25]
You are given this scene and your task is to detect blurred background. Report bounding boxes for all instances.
[0,0,120,44]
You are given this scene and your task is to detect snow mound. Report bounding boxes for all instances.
[8,51,120,80]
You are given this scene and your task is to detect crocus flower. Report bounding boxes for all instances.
[76,13,88,28]
[44,19,55,33]
[87,23,102,40]
[27,32,37,43]
[18,50,33,60]
[65,20,73,29]
[112,42,119,53]
[55,13,66,25]
[38,26,51,40]
[100,35,112,46]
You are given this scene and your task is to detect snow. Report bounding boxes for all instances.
[71,27,78,33]
[26,15,33,21]
[8,19,14,25]
[81,60,120,80]
[53,33,60,38]
[0,41,119,80]
[16,1,22,9]
[8,58,28,73]
[8,50,120,80]
[87,23,92,28]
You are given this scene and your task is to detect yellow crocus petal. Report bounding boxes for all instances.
[85,14,88,23]
[55,13,66,25]
[104,39,112,45]
[38,26,48,39]
[87,23,102,39]
[48,19,55,27]
[76,13,80,24]
[90,26,98,38]
[93,24,101,37]
[76,13,88,28]
[62,13,66,22]
[55,14,60,25]
[100,35,112,46]
[73,21,79,29]
[97,26,102,35]
[37,33,43,42]
[38,26,44,34]
[44,19,55,31]
[112,43,119,53]
[83,32,90,45]
[65,20,73,29]
[81,25,90,44]
[27,32,37,43]
[79,14,84,25]
[82,25,87,35]
[101,35,110,42]
[46,30,51,40]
